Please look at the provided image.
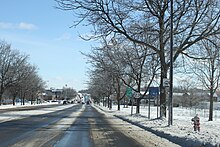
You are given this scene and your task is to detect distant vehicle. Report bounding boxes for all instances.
[63,100,69,105]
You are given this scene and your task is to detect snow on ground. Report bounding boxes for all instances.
[0,102,219,146]
[95,104,220,147]
[0,101,61,109]
[0,102,74,123]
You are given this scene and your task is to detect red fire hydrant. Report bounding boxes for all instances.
[191,114,200,132]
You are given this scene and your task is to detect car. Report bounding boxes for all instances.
[63,100,68,105]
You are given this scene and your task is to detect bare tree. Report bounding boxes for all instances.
[62,87,77,100]
[175,78,199,107]
[0,41,29,105]
[7,58,35,105]
[17,66,45,105]
[191,38,220,121]
[55,0,220,117]
[85,45,122,110]
[85,37,159,112]
[28,72,45,104]
[87,68,114,107]
[106,39,160,113]
[0,40,46,106]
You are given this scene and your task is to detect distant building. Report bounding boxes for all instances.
[42,89,63,101]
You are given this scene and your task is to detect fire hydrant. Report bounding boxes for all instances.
[191,114,200,132]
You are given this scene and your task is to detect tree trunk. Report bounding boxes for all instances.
[0,94,2,106]
[117,99,120,111]
[31,95,34,105]
[102,97,104,106]
[209,91,213,121]
[107,96,110,108]
[110,99,112,110]
[13,96,16,106]
[136,99,141,114]
[209,63,215,121]
[23,97,25,105]
[22,93,25,105]
[0,84,4,105]
[0,90,3,105]
[160,65,168,118]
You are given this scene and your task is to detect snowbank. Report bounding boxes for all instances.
[95,104,220,146]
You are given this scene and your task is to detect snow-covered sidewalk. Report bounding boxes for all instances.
[94,104,220,147]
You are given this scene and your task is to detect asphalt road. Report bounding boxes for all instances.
[0,104,144,147]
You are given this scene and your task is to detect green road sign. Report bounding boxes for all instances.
[126,87,132,98]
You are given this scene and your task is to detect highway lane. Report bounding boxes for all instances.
[0,104,146,147]
[0,104,83,147]
[55,105,143,147]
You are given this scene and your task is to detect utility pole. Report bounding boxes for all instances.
[168,0,174,126]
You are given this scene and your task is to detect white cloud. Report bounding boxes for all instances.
[0,22,37,30]
[18,22,37,30]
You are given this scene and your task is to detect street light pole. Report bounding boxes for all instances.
[169,0,174,126]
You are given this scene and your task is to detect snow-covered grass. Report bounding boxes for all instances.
[0,101,60,109]
[95,104,220,146]
[0,102,73,123]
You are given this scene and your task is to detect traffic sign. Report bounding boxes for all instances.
[163,78,169,87]
[133,92,141,98]
[149,87,159,96]
[126,87,132,98]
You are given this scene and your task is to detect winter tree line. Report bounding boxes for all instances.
[55,0,220,121]
[0,40,45,106]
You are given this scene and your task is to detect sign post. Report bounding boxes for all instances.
[126,87,133,116]
[149,87,159,119]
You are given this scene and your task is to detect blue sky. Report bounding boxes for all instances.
[0,0,95,91]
